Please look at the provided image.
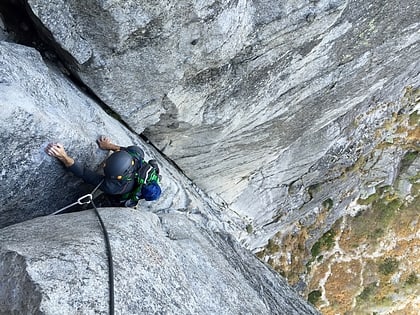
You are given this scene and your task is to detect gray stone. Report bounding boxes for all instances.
[0,40,318,315]
[23,0,420,242]
[0,13,6,41]
[0,209,319,314]
[0,41,230,231]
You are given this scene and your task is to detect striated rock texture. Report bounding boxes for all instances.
[0,40,318,314]
[0,209,319,314]
[22,0,420,248]
[257,107,420,314]
[0,1,418,314]
[0,41,232,231]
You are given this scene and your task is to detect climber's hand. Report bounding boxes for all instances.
[45,143,74,167]
[45,143,67,158]
[97,135,121,151]
[97,135,112,150]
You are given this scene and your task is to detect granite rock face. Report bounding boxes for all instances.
[23,0,420,248]
[0,41,229,231]
[0,41,318,314]
[0,1,418,313]
[0,209,319,314]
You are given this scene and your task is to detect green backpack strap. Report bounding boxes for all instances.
[122,162,160,202]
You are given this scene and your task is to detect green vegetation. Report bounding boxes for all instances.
[378,257,399,275]
[352,187,403,246]
[308,290,322,305]
[322,198,334,210]
[408,110,419,126]
[357,191,380,205]
[405,272,418,286]
[311,229,336,258]
[357,282,377,301]
[246,224,253,234]
[400,151,418,172]
[408,171,420,195]
[381,198,402,226]
[371,228,385,239]
[255,251,264,259]
[357,192,380,206]
[266,239,280,254]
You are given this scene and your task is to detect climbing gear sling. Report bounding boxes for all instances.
[121,160,161,206]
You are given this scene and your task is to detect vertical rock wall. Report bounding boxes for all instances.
[21,0,420,246]
[0,41,231,230]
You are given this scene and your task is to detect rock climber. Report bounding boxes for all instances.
[45,136,161,207]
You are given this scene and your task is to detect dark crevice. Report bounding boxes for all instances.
[0,0,192,180]
[0,0,76,67]
[0,1,45,50]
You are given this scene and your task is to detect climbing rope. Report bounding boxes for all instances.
[52,180,115,315]
[91,196,115,315]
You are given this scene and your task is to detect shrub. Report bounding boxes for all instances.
[357,282,377,301]
[246,224,253,234]
[308,290,322,305]
[311,229,336,258]
[400,151,418,171]
[405,272,418,286]
[266,239,280,254]
[322,198,334,210]
[378,257,399,275]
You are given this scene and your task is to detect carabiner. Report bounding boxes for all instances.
[77,194,93,205]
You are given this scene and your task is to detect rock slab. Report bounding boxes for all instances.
[0,209,319,314]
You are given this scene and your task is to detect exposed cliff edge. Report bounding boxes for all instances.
[0,209,318,314]
[0,25,318,315]
[0,0,419,313]
[18,0,420,250]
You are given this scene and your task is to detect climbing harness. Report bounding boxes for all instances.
[51,180,115,315]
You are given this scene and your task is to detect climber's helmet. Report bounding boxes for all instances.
[104,151,135,180]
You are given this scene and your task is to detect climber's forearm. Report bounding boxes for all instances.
[57,154,75,168]
[45,143,75,167]
[105,142,121,151]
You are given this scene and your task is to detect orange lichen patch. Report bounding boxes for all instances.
[338,225,360,253]
[256,91,419,314]
[406,124,420,142]
[389,238,420,258]
[265,227,310,284]
[322,260,363,314]
[307,258,331,292]
[338,224,368,252]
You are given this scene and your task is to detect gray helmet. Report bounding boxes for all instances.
[104,151,134,180]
